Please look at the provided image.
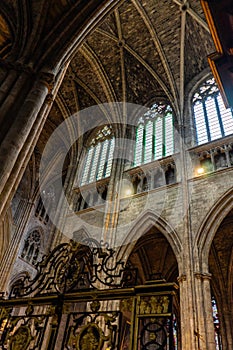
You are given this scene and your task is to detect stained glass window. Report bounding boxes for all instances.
[192,78,233,145]
[80,126,115,186]
[212,296,222,350]
[134,103,174,166]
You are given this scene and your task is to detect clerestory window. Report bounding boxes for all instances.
[80,125,115,186]
[134,102,174,167]
[192,77,233,145]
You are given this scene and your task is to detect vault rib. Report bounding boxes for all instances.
[80,43,118,104]
[179,7,186,119]
[172,0,209,32]
[95,28,175,108]
[115,9,126,107]
[132,0,179,114]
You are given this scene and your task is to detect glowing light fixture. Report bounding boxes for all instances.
[197,167,205,175]
[125,188,133,196]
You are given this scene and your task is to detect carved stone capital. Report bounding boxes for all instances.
[0,58,34,75]
[38,71,55,93]
[177,274,187,283]
[45,93,54,104]
[194,272,212,280]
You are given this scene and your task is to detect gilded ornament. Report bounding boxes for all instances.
[76,324,103,350]
[9,325,33,350]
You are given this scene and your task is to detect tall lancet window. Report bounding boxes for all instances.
[192,77,233,145]
[80,125,115,186]
[134,102,174,167]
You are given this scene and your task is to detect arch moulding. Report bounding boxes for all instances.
[195,187,233,273]
[116,209,182,268]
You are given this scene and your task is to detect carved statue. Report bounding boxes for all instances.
[150,296,159,314]
[162,296,170,313]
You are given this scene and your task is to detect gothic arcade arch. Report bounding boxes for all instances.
[117,209,182,268]
[195,187,233,273]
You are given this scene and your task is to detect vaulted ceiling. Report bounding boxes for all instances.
[1,0,217,204]
[36,0,217,189]
[56,0,215,125]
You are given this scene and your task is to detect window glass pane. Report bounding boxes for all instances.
[205,98,222,140]
[134,103,174,166]
[134,125,143,166]
[105,138,115,177]
[89,143,101,183]
[217,95,233,136]
[194,102,208,145]
[96,140,108,180]
[79,126,114,186]
[155,117,163,159]
[81,147,94,185]
[144,121,153,163]
[165,113,174,156]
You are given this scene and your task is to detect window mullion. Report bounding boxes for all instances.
[153,120,156,161]
[214,95,225,137]
[142,125,146,163]
[162,116,166,157]
[103,139,111,177]
[86,147,96,183]
[105,138,115,176]
[203,100,211,142]
[94,142,104,181]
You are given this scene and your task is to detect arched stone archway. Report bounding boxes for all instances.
[116,209,182,268]
[195,187,233,273]
[208,209,233,350]
[121,224,181,349]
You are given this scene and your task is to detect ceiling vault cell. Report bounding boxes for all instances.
[132,0,179,111]
[80,43,117,104]
[95,28,174,108]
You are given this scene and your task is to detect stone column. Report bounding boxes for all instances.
[0,74,50,193]
[178,274,198,350]
[0,65,68,291]
[102,135,126,248]
[194,272,216,350]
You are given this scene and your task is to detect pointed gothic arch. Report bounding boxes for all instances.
[195,187,233,273]
[117,209,182,267]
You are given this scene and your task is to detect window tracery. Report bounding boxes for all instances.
[192,78,233,145]
[134,103,174,167]
[21,230,41,265]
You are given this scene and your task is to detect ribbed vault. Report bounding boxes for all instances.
[57,0,215,126]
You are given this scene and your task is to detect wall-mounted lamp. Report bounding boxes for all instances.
[197,167,205,175]
[125,188,133,197]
